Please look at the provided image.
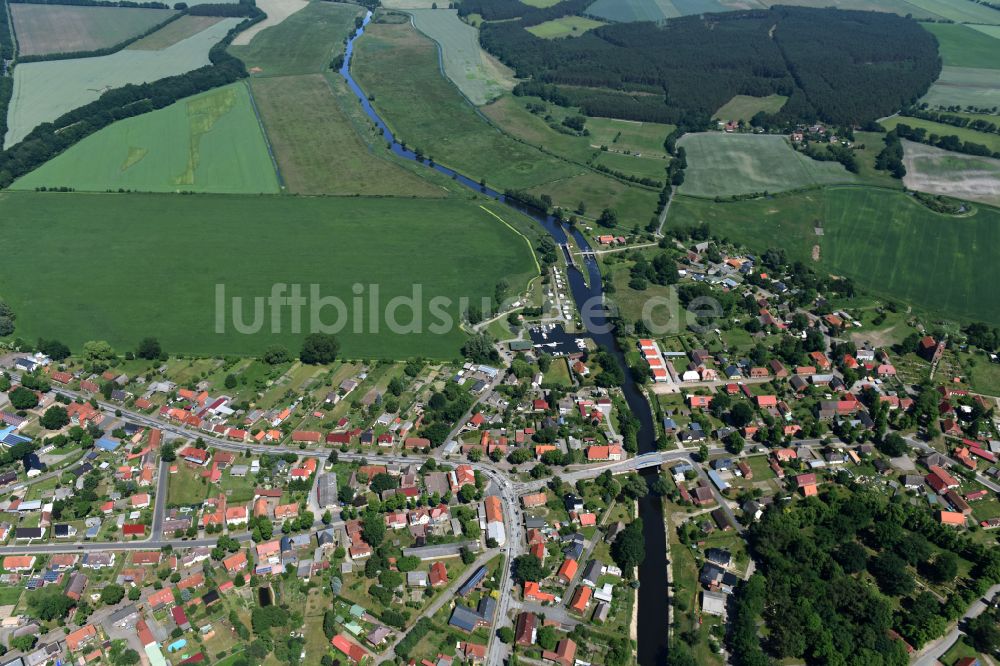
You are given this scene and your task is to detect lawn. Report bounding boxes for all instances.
[229,2,361,77]
[920,66,1000,110]
[0,192,540,359]
[922,22,1000,69]
[13,83,279,194]
[128,15,226,50]
[901,139,1000,209]
[249,74,442,196]
[882,116,1000,154]
[668,186,1000,326]
[10,4,177,56]
[713,94,788,121]
[408,9,514,105]
[965,355,1000,396]
[526,16,607,39]
[941,637,980,666]
[543,357,573,386]
[352,21,582,190]
[4,18,240,147]
[168,465,210,506]
[677,132,857,198]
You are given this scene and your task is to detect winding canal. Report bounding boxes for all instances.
[339,13,670,665]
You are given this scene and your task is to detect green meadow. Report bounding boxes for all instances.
[922,22,1000,69]
[13,83,279,194]
[0,192,539,359]
[669,186,1000,325]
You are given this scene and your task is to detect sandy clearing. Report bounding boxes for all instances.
[231,0,309,46]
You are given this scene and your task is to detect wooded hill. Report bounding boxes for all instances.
[472,4,941,126]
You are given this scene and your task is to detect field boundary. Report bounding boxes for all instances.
[242,78,284,189]
[478,204,542,276]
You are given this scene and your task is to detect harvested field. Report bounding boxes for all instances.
[4,18,240,147]
[230,0,309,46]
[408,9,513,105]
[922,66,1000,110]
[10,4,176,56]
[127,15,225,50]
[901,139,1000,208]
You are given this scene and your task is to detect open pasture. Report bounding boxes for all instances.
[526,171,661,224]
[10,4,176,56]
[4,18,240,147]
[881,116,1000,153]
[352,22,582,191]
[592,150,668,180]
[408,9,514,105]
[12,83,279,193]
[677,132,856,198]
[0,192,539,359]
[586,117,674,157]
[901,139,1000,208]
[526,16,607,38]
[249,74,442,196]
[921,23,1000,69]
[228,2,360,76]
[127,15,225,50]
[714,94,788,121]
[669,186,1000,325]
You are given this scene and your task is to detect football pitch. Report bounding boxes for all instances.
[0,193,540,359]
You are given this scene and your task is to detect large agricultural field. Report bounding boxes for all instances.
[677,132,857,198]
[758,0,939,17]
[12,83,279,194]
[586,0,766,21]
[669,186,1000,325]
[4,18,240,147]
[714,94,788,121]
[408,9,513,105]
[228,2,361,77]
[921,66,1000,110]
[0,192,539,359]
[921,22,1000,69]
[10,4,176,57]
[901,139,1000,208]
[249,74,443,196]
[900,0,1000,23]
[127,15,227,50]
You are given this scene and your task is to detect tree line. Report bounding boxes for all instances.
[477,5,940,126]
[10,0,169,6]
[0,5,263,187]
[1,0,13,143]
[892,121,1000,159]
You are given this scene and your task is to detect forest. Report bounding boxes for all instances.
[476,4,940,126]
[733,487,1000,665]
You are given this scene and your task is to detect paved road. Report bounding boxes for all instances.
[912,584,1000,666]
[151,458,170,539]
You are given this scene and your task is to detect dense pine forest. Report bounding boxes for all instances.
[471,3,940,126]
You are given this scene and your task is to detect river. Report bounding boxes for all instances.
[339,13,670,665]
